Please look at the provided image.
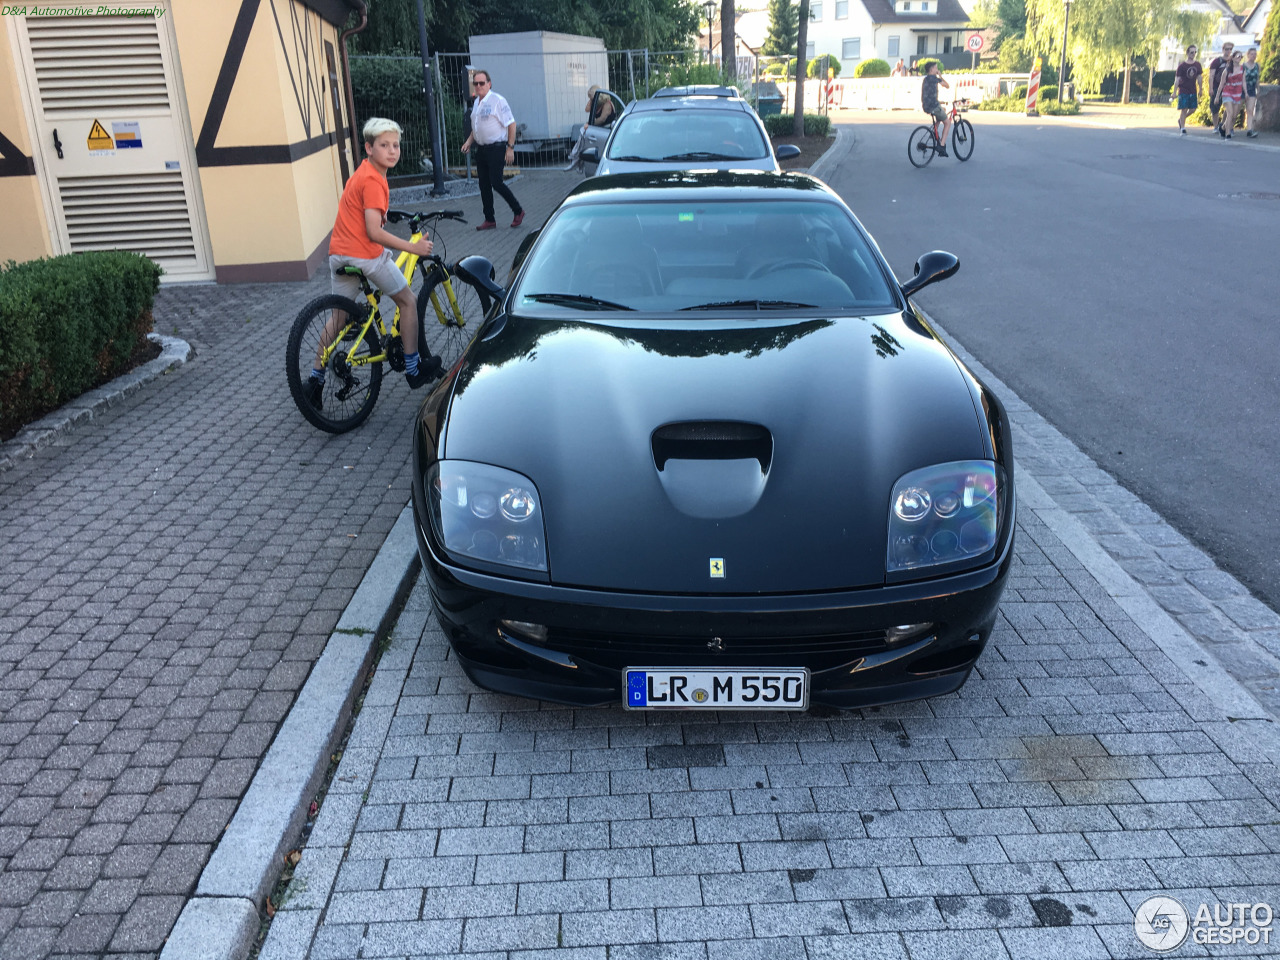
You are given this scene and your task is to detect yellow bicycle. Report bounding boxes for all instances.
[285,209,489,433]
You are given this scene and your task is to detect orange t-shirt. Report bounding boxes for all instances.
[329,159,388,259]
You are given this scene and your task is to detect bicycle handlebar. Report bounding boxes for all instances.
[387,208,467,224]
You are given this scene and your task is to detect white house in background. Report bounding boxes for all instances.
[1240,0,1271,40]
[1158,0,1254,68]
[804,0,970,74]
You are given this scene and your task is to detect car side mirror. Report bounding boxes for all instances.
[582,147,599,164]
[900,251,959,298]
[774,144,801,160]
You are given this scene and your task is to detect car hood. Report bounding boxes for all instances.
[438,313,989,593]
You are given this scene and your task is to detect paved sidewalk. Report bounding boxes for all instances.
[0,169,582,960]
[260,334,1280,960]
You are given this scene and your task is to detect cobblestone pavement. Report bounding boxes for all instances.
[266,521,1280,960]
[260,331,1280,959]
[0,170,582,960]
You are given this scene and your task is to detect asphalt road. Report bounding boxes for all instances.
[824,111,1280,614]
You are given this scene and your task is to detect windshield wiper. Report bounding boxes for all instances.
[680,299,817,311]
[523,292,635,311]
[660,151,740,161]
[608,155,659,162]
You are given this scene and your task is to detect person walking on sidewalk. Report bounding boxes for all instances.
[1208,42,1234,136]
[461,69,525,231]
[1215,51,1246,140]
[1174,45,1202,134]
[1243,48,1260,138]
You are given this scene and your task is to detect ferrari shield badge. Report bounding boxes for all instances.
[709,558,725,579]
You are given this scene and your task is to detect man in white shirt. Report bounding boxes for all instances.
[461,69,525,230]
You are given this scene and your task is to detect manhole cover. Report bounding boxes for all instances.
[1217,191,1280,200]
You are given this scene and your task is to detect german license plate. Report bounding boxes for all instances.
[624,667,809,710]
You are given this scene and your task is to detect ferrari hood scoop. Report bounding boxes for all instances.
[653,421,771,519]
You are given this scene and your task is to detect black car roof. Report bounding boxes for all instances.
[563,170,838,205]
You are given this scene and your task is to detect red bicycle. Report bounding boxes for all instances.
[908,99,975,167]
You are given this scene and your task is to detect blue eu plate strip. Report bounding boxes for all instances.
[627,671,647,707]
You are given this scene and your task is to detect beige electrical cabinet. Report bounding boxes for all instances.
[1,0,357,284]
[12,8,215,280]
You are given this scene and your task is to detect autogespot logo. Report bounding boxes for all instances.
[1134,896,1190,952]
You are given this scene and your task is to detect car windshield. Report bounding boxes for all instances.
[606,109,769,162]
[512,199,900,314]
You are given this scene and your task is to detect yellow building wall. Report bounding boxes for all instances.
[0,20,52,264]
[171,0,347,280]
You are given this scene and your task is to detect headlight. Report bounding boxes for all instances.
[427,461,548,573]
[887,461,1003,573]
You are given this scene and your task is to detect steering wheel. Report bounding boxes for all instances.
[748,258,833,279]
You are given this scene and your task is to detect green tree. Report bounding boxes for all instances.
[995,0,1027,43]
[1261,2,1280,83]
[1026,0,1213,101]
[762,0,798,57]
[793,0,809,135]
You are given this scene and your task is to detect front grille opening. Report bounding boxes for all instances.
[907,643,982,676]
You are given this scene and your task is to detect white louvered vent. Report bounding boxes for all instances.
[27,17,169,116]
[58,173,196,265]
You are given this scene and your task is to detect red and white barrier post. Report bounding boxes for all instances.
[1026,56,1041,116]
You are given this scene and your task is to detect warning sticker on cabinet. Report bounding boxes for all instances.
[87,119,113,151]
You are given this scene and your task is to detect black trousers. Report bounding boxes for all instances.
[476,142,521,223]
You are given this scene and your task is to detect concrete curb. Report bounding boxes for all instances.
[160,503,422,960]
[805,124,847,183]
[0,332,191,473]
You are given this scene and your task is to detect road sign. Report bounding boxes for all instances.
[966,33,984,53]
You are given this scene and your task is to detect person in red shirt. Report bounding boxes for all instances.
[308,118,436,409]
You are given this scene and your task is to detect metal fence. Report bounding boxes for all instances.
[350,48,777,174]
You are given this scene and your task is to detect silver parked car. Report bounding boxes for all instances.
[579,86,801,177]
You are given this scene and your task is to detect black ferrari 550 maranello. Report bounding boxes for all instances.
[411,170,1015,711]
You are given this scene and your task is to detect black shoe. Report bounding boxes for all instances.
[937,146,949,157]
[304,377,323,410]
[405,355,443,389]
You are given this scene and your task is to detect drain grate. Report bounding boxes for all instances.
[1217,191,1280,200]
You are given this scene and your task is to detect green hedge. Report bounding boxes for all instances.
[349,57,468,168]
[807,56,843,78]
[975,90,1080,114]
[0,252,160,437]
[854,58,891,79]
[763,112,832,136]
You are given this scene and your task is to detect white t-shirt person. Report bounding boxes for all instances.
[471,90,515,145]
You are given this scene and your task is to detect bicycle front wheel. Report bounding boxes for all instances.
[952,119,975,161]
[418,271,484,374]
[286,294,383,433]
[908,126,936,168]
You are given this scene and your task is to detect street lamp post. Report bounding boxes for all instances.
[1058,0,1072,101]
[703,0,717,65]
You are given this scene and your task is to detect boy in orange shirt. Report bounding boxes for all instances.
[307,118,437,407]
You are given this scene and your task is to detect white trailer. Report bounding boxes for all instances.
[468,31,609,150]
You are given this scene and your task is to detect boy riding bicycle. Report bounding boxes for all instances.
[308,117,437,408]
[921,62,952,157]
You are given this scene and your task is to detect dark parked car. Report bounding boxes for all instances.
[412,170,1015,711]
[579,87,800,176]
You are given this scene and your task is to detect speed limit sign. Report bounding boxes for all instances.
[966,33,984,53]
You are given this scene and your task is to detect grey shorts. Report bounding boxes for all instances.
[928,105,948,124]
[329,250,408,301]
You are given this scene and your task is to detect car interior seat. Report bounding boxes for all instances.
[568,215,664,300]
